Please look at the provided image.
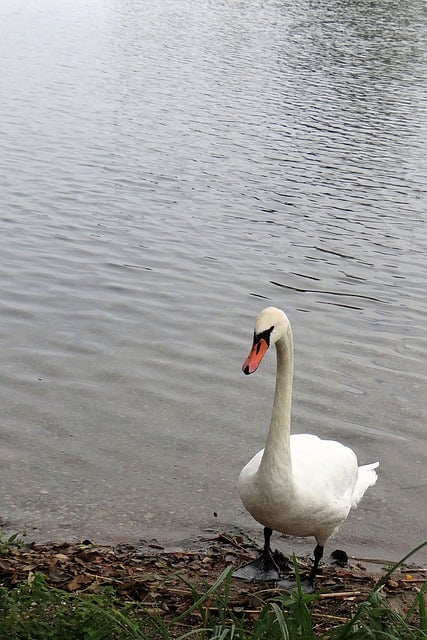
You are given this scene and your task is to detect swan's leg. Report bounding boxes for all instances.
[233,527,281,581]
[308,544,323,583]
[263,527,273,555]
[276,544,324,593]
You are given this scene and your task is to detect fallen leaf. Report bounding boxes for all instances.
[66,574,95,591]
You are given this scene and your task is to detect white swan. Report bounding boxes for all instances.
[236,307,379,585]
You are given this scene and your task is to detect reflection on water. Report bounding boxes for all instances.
[0,0,426,561]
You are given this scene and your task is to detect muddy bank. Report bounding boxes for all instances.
[0,532,425,635]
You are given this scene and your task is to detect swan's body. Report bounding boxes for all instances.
[237,307,378,583]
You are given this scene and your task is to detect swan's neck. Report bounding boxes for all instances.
[259,327,293,477]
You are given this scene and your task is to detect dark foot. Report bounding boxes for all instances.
[276,577,316,593]
[233,551,281,582]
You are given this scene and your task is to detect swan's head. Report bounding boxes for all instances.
[242,307,290,375]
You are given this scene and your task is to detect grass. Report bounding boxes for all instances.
[0,530,25,555]
[0,537,425,640]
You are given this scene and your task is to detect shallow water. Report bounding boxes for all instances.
[0,0,426,563]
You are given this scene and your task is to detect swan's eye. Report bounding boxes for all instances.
[254,325,275,347]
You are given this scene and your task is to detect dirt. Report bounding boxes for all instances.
[0,532,425,635]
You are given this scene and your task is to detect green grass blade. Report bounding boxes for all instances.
[375,541,427,591]
[404,579,427,631]
[170,566,234,624]
[419,588,427,632]
[270,602,290,640]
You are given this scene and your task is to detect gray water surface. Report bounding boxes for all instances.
[0,0,426,563]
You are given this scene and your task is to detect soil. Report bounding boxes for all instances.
[0,532,425,636]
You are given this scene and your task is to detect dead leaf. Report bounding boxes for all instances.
[65,574,95,591]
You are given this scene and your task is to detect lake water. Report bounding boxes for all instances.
[0,0,426,564]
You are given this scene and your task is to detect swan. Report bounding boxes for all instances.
[235,306,379,585]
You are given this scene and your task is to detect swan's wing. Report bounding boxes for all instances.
[238,436,378,540]
[290,434,358,504]
[352,462,379,508]
[238,449,264,483]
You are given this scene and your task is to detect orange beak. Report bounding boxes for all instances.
[242,337,269,375]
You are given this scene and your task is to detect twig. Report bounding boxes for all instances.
[313,612,348,623]
[83,572,123,583]
[217,532,254,553]
[161,586,194,596]
[317,591,363,599]
[350,556,393,565]
[401,578,427,584]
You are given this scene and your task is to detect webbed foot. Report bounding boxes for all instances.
[233,551,280,582]
[276,577,316,593]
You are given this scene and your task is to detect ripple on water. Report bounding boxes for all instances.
[0,0,426,561]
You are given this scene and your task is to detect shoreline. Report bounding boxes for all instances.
[2,517,426,569]
[1,531,425,631]
[0,530,427,586]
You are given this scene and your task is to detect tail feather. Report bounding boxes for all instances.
[352,462,379,508]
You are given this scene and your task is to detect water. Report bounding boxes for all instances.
[0,0,426,563]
